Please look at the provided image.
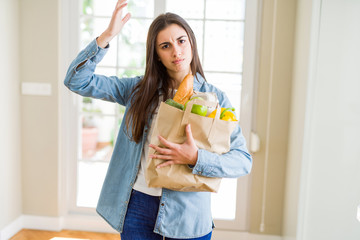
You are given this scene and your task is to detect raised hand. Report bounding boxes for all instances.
[97,0,131,48]
[149,124,199,168]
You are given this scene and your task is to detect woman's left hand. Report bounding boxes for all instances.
[149,124,198,168]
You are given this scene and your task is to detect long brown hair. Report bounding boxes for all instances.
[125,12,206,143]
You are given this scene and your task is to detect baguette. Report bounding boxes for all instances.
[173,74,194,105]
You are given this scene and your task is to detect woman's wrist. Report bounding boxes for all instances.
[97,31,115,48]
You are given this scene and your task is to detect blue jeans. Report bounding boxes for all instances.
[121,189,212,240]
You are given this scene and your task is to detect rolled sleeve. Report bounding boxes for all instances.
[192,149,216,176]
[77,38,109,68]
[91,39,110,64]
[192,125,252,178]
[63,38,140,105]
[65,38,109,81]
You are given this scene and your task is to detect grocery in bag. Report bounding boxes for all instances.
[145,75,238,192]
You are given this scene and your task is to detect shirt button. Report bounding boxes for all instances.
[198,171,202,174]
[161,203,165,206]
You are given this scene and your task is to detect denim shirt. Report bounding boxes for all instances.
[64,39,252,238]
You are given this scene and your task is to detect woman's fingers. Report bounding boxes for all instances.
[156,160,175,169]
[150,133,198,167]
[105,0,131,38]
[97,1,130,48]
[115,2,127,12]
[149,144,172,155]
[185,124,195,144]
[112,2,128,20]
[122,12,131,24]
[157,135,177,149]
[149,153,173,161]
[115,0,127,9]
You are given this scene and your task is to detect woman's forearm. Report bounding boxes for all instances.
[97,31,114,48]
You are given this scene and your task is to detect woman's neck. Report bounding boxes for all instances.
[168,71,191,89]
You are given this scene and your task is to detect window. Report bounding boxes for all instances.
[62,0,258,232]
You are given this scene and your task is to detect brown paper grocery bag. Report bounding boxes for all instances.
[145,98,238,192]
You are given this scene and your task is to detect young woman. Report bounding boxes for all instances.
[64,0,252,239]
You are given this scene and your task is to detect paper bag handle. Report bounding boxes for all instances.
[178,98,222,138]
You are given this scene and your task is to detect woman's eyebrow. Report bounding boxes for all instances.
[158,35,188,47]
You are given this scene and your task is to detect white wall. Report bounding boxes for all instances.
[290,0,360,239]
[0,0,22,230]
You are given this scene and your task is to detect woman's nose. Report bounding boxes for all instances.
[173,45,181,57]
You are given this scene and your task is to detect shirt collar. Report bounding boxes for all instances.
[193,72,205,91]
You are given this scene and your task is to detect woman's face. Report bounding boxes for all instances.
[156,24,193,77]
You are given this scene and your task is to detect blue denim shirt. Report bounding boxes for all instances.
[64,39,252,238]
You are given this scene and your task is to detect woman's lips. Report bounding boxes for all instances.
[173,59,184,64]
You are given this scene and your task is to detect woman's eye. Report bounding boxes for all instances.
[161,44,169,49]
[179,39,186,44]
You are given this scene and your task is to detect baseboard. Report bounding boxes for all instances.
[0,216,23,240]
[282,237,296,240]
[61,214,116,233]
[0,215,65,240]
[1,215,283,240]
[0,214,117,240]
[250,233,283,240]
[249,234,284,240]
[22,215,63,231]
[212,229,282,240]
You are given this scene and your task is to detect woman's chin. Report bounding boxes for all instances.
[174,65,190,74]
